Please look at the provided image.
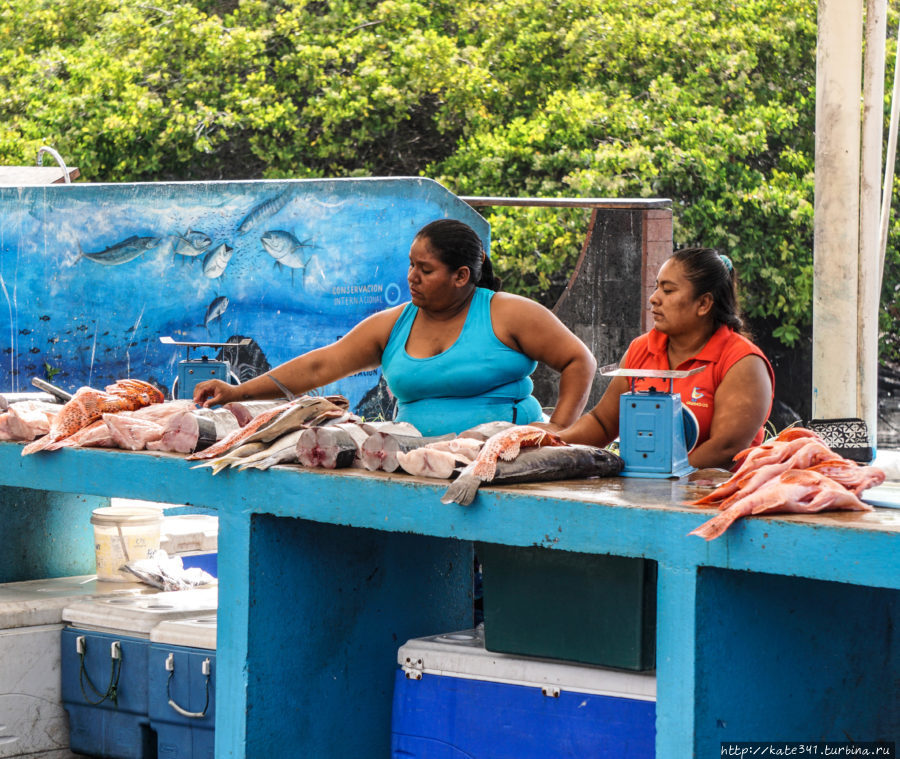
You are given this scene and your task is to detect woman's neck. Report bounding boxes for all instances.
[666,323,717,367]
[421,286,476,322]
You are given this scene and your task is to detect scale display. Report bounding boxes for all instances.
[602,365,706,479]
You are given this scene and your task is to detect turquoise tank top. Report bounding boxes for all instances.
[380,287,543,436]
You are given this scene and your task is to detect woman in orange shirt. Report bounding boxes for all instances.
[559,247,774,470]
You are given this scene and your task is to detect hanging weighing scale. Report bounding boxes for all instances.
[160,336,251,400]
[601,364,706,479]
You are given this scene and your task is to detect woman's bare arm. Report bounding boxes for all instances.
[492,293,597,428]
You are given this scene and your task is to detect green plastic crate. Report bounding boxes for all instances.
[478,543,657,671]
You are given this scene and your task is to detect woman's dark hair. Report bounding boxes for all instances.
[415,219,502,291]
[671,247,749,335]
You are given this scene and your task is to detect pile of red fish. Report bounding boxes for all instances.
[21,379,166,454]
[688,428,885,540]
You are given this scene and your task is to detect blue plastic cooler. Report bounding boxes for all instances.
[61,588,218,759]
[149,616,217,759]
[391,628,656,758]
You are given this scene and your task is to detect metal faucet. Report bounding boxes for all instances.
[36,146,71,184]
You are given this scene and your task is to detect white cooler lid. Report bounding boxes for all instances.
[0,575,156,630]
[397,628,656,701]
[62,587,218,637]
[159,514,219,554]
[150,615,217,650]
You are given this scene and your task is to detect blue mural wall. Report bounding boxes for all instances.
[0,178,489,415]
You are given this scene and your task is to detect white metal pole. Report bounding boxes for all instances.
[878,14,900,290]
[813,0,864,420]
[860,0,887,448]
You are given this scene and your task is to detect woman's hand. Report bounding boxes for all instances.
[193,379,239,408]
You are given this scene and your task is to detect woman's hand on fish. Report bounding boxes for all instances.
[193,379,237,408]
[529,421,564,433]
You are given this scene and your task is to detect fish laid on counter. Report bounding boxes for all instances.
[440,443,624,505]
[296,423,369,469]
[687,425,885,540]
[52,419,116,449]
[223,400,288,427]
[804,459,886,495]
[688,469,873,541]
[147,407,241,454]
[233,428,307,471]
[191,441,268,475]
[359,420,420,436]
[441,425,568,505]
[1,400,60,441]
[0,391,61,411]
[422,436,485,462]
[187,395,349,461]
[456,421,516,441]
[395,434,486,478]
[693,437,842,509]
[360,432,454,473]
[103,413,165,451]
[22,379,164,455]
[396,446,468,479]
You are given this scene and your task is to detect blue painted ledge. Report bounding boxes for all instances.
[1,441,897,590]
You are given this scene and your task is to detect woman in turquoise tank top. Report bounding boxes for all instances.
[194,220,596,436]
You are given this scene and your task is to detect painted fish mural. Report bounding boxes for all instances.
[79,235,161,265]
[261,230,313,269]
[0,178,487,414]
[204,296,229,328]
[203,243,234,279]
[237,191,291,236]
[174,229,213,257]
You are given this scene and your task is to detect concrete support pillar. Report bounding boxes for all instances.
[813,0,864,420]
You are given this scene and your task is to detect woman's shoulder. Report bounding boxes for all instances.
[717,327,769,362]
[488,290,551,316]
[355,303,410,345]
[713,327,774,385]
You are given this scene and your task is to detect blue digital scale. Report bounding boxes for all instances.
[602,364,705,479]
[160,337,250,400]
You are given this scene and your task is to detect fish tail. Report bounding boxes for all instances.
[688,508,744,540]
[690,490,728,506]
[440,474,481,506]
[21,435,55,455]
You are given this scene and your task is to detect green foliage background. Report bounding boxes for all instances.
[2,0,899,357]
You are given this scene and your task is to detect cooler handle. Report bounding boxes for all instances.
[165,652,211,719]
[76,636,122,706]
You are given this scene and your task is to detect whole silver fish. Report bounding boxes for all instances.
[79,235,161,265]
[236,428,306,471]
[441,444,624,506]
[192,441,268,475]
[237,191,290,235]
[202,243,234,279]
[174,230,212,257]
[260,230,312,269]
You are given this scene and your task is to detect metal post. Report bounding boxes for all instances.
[860,0,887,447]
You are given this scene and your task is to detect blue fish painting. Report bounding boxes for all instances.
[260,231,312,269]
[203,243,234,279]
[237,191,290,236]
[174,229,213,257]
[204,295,229,328]
[79,235,161,265]
[0,178,486,413]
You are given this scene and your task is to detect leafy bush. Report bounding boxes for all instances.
[1,0,898,357]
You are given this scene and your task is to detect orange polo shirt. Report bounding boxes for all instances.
[622,325,775,452]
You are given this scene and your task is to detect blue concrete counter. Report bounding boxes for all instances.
[1,441,897,757]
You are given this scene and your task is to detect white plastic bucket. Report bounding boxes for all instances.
[91,506,163,582]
